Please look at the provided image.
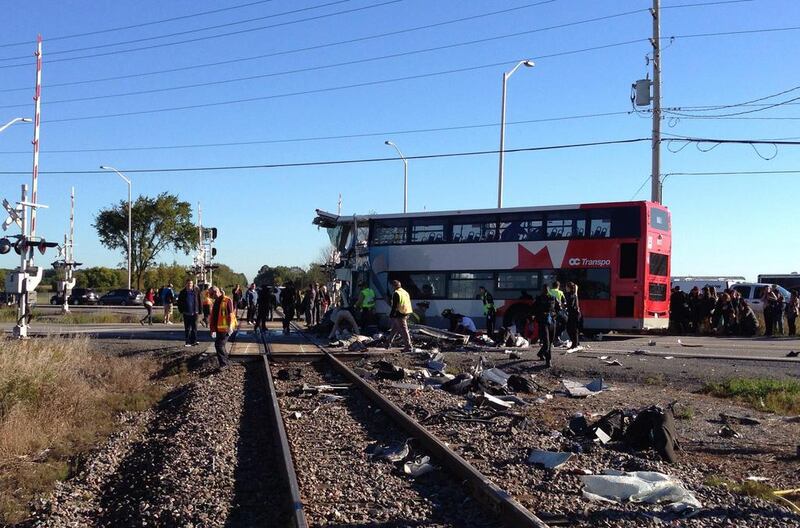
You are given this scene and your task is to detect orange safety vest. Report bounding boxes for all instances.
[212,296,237,332]
[202,290,213,307]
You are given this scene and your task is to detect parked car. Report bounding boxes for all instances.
[49,288,100,306]
[98,289,144,306]
[731,283,792,313]
[671,276,745,293]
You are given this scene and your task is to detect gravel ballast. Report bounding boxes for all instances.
[273,360,506,528]
[32,361,286,527]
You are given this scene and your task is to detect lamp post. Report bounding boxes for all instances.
[99,165,132,289]
[384,140,408,213]
[0,117,32,134]
[497,59,534,208]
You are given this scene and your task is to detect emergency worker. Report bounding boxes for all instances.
[209,286,237,370]
[478,286,496,337]
[410,301,430,325]
[201,285,213,327]
[356,281,376,326]
[387,279,413,352]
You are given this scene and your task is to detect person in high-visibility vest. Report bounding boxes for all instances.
[478,286,496,337]
[209,286,237,370]
[201,285,213,327]
[387,279,413,352]
[356,282,376,326]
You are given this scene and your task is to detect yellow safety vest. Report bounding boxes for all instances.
[396,288,412,315]
[360,287,376,309]
[214,296,237,332]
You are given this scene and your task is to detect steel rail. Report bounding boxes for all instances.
[289,323,550,528]
[257,333,309,528]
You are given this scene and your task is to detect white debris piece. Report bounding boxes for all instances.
[581,470,701,515]
[527,450,573,469]
[562,378,608,398]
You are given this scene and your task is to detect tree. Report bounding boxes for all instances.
[94,193,197,289]
[75,267,127,290]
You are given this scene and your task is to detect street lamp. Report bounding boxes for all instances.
[99,165,132,290]
[497,59,534,209]
[0,117,32,134]
[385,140,408,213]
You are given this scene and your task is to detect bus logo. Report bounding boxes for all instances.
[568,257,611,267]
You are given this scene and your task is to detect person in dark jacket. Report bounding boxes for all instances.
[244,283,258,325]
[177,279,202,346]
[564,281,581,350]
[533,284,556,367]
[738,300,759,337]
[255,284,272,332]
[281,281,297,335]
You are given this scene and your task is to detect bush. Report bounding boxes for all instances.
[702,378,800,415]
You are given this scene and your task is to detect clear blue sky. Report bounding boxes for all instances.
[1,0,798,282]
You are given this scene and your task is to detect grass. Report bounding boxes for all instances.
[701,377,800,415]
[0,336,170,524]
[0,306,184,325]
[673,403,695,420]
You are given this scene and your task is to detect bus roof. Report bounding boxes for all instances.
[314,200,659,227]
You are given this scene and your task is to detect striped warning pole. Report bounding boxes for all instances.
[30,34,42,238]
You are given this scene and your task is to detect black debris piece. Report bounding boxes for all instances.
[507,374,537,393]
[276,368,302,381]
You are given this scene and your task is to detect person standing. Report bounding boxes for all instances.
[178,279,201,347]
[549,281,566,344]
[245,283,258,325]
[255,283,271,332]
[774,286,786,336]
[281,281,297,335]
[304,284,317,327]
[762,285,778,336]
[320,284,331,318]
[786,290,799,336]
[232,284,243,319]
[313,283,322,326]
[478,286,496,337]
[161,283,175,325]
[201,285,213,327]
[534,284,556,368]
[387,280,413,352]
[564,282,581,350]
[209,286,236,370]
[355,281,376,327]
[140,287,155,326]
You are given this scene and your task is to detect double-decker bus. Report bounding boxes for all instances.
[314,200,671,331]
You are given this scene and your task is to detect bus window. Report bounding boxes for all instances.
[608,207,641,238]
[410,222,445,244]
[448,272,494,299]
[546,212,586,239]
[452,220,496,243]
[554,269,611,300]
[619,243,638,279]
[649,253,669,276]
[372,221,407,245]
[650,208,670,231]
[498,215,544,241]
[497,271,539,291]
[387,272,446,299]
[649,283,667,301]
[589,217,611,238]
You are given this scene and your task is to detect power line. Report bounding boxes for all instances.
[0,0,403,68]
[665,95,800,118]
[0,0,279,49]
[673,84,800,112]
[0,138,651,175]
[0,0,354,61]
[0,38,649,109]
[0,1,559,92]
[666,169,800,176]
[0,2,641,71]
[0,111,632,154]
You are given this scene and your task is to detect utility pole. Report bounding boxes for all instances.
[56,188,80,314]
[650,0,662,204]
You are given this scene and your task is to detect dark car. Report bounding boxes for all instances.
[49,288,100,306]
[99,289,144,306]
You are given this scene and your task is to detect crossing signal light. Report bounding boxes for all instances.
[0,237,10,254]
[211,248,217,257]
[210,227,217,240]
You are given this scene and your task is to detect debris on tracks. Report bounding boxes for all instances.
[403,455,434,478]
[276,367,302,381]
[527,449,574,470]
[720,412,762,426]
[581,470,702,516]
[562,378,608,398]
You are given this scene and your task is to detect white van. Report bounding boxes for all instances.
[731,283,792,313]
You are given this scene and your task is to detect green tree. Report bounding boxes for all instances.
[94,193,197,289]
[75,267,126,290]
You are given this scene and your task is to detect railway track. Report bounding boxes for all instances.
[256,323,549,528]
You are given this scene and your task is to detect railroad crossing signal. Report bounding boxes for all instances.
[2,198,22,231]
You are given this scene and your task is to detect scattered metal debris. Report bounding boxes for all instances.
[581,470,702,516]
[527,449,573,470]
[403,455,434,478]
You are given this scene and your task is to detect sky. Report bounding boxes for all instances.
[1,0,799,282]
